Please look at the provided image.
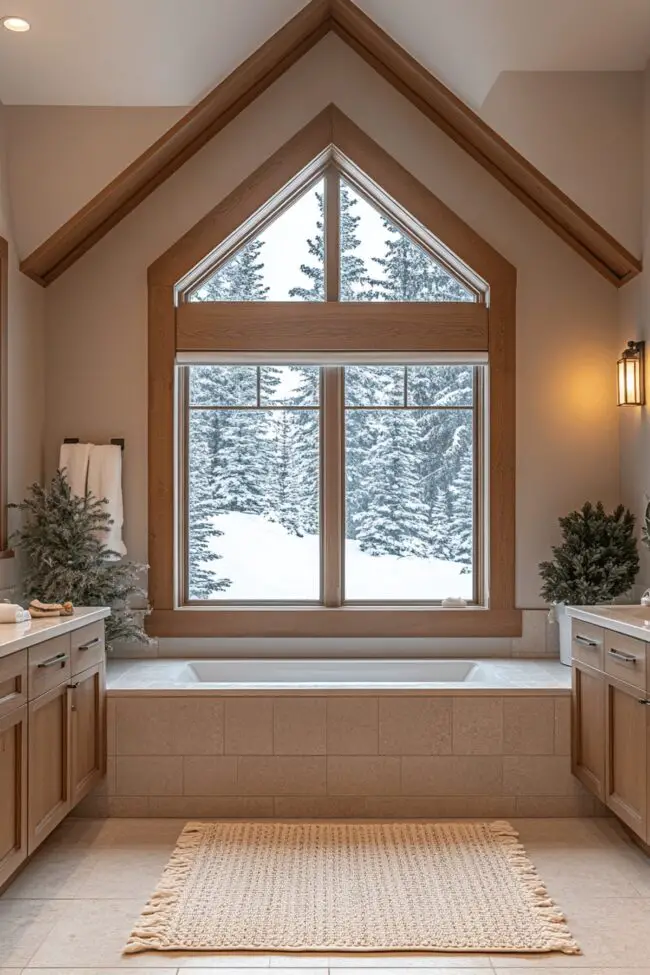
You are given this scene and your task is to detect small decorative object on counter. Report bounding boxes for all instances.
[539,501,639,666]
[0,602,30,623]
[28,599,74,619]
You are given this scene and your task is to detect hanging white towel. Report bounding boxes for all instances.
[59,442,91,498]
[87,444,127,558]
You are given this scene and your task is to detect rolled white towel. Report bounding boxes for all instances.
[0,604,30,623]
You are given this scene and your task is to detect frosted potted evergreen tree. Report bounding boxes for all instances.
[539,502,639,665]
[10,471,149,647]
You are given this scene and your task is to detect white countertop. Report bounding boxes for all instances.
[107,657,570,696]
[0,607,111,660]
[567,604,650,642]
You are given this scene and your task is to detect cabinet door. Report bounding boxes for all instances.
[0,704,27,888]
[572,662,605,799]
[70,663,105,807]
[605,676,647,839]
[28,681,71,853]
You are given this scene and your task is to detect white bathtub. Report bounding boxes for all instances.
[187,658,481,689]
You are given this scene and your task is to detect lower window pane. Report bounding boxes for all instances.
[188,406,320,600]
[345,404,474,601]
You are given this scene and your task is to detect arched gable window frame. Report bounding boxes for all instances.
[147,105,518,639]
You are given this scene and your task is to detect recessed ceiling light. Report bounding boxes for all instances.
[2,16,30,31]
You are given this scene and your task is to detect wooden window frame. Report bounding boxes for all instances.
[180,361,483,609]
[0,237,10,557]
[147,106,519,638]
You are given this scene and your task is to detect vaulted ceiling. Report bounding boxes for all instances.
[1,0,649,108]
[6,0,646,288]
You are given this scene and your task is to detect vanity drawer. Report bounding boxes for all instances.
[71,622,105,675]
[28,635,71,699]
[604,631,647,691]
[572,621,604,670]
[0,650,27,717]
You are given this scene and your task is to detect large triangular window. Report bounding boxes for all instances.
[185,168,478,304]
[176,156,489,611]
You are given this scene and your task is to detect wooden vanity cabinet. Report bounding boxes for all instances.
[572,661,606,800]
[0,650,28,888]
[0,703,27,887]
[28,679,72,851]
[571,619,650,844]
[604,675,647,838]
[70,662,105,808]
[0,615,107,888]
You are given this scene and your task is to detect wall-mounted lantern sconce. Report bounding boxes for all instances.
[617,340,645,406]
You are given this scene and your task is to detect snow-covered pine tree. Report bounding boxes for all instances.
[288,191,325,301]
[10,472,149,645]
[193,239,270,302]
[351,410,430,558]
[448,455,473,572]
[187,411,231,599]
[187,239,272,595]
[407,365,474,562]
[368,217,472,302]
[289,184,373,301]
[280,366,320,537]
[265,406,318,537]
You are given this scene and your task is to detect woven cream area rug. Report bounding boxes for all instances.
[124,820,579,956]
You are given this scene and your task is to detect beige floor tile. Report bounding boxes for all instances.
[24,970,177,975]
[0,845,96,900]
[492,970,645,974]
[0,900,69,967]
[71,849,171,900]
[174,957,271,967]
[489,897,650,967]
[84,817,187,848]
[326,960,492,969]
[269,958,329,967]
[25,899,173,968]
[326,968,490,973]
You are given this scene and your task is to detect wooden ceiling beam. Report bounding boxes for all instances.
[329,0,641,287]
[20,0,641,287]
[20,0,333,286]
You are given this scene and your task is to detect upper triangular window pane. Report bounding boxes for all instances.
[339,179,475,302]
[188,178,325,302]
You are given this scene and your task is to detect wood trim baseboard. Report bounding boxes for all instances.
[147,607,522,638]
[176,302,489,353]
[20,0,640,288]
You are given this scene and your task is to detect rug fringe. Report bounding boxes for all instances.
[488,820,581,956]
[124,821,205,953]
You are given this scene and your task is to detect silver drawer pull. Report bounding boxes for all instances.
[78,637,101,651]
[608,648,637,665]
[37,651,68,669]
[639,699,650,706]
[575,634,599,648]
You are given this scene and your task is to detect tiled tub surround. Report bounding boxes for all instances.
[74,657,602,819]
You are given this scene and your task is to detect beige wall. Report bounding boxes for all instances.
[4,105,185,257]
[41,36,621,612]
[481,70,643,256]
[0,105,45,594]
[619,61,650,588]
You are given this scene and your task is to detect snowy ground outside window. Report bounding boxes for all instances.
[198,512,472,602]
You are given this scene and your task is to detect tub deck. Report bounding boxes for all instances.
[107,656,569,695]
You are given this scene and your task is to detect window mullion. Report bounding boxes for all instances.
[325,168,340,302]
[321,366,344,606]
